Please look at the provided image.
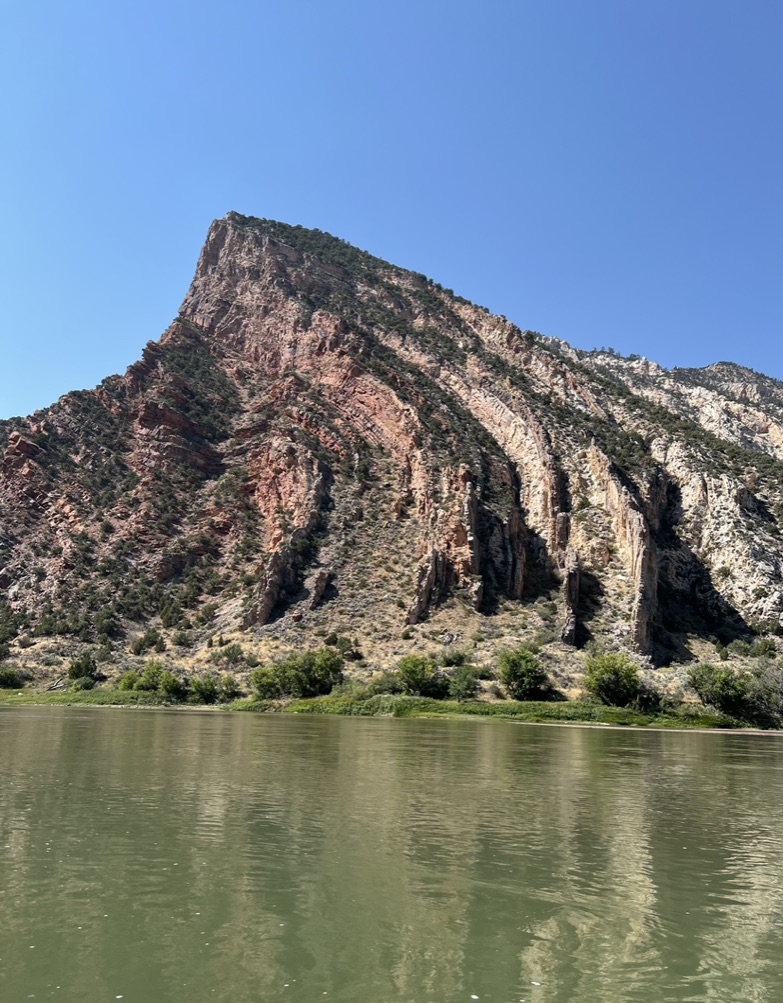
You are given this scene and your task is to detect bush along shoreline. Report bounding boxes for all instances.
[2,643,782,731]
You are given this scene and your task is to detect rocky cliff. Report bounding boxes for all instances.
[2,213,782,675]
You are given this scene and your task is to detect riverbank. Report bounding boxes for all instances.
[0,686,755,729]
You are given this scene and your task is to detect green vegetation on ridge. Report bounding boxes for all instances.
[4,639,782,731]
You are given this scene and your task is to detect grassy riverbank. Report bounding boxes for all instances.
[0,686,744,728]
[232,693,739,728]
[0,688,167,707]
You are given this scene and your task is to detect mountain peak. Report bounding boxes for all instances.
[2,218,783,687]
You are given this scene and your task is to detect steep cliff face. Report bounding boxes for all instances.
[1,213,782,671]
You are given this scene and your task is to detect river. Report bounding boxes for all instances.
[2,708,783,1002]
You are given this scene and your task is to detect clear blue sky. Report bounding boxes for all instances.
[1,0,781,419]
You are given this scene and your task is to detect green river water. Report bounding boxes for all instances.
[2,708,783,1002]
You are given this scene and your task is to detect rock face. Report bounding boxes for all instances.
[2,212,783,666]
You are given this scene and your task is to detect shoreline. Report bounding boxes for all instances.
[1,687,780,735]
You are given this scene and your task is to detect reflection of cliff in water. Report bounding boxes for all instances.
[4,712,783,1002]
[506,729,783,1002]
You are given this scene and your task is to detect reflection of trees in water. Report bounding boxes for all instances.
[642,734,783,1000]
[5,713,783,1001]
[508,729,662,999]
[508,730,783,1001]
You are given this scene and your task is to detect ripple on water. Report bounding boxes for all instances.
[3,711,783,1003]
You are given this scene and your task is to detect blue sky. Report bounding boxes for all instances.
[1,0,781,418]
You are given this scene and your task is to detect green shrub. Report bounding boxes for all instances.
[71,675,95,690]
[584,653,640,707]
[753,619,783,637]
[0,666,24,689]
[218,674,242,702]
[282,648,344,697]
[323,634,362,660]
[448,665,479,701]
[366,670,405,696]
[440,648,469,668]
[191,672,220,704]
[751,637,776,659]
[96,642,114,664]
[160,598,183,629]
[497,647,551,701]
[747,664,783,722]
[131,628,164,657]
[528,629,556,651]
[134,660,163,692]
[195,602,218,626]
[159,670,189,701]
[118,670,139,690]
[330,678,372,699]
[209,642,245,666]
[250,648,344,699]
[68,651,98,681]
[397,655,447,697]
[249,666,282,699]
[633,679,662,712]
[688,663,751,718]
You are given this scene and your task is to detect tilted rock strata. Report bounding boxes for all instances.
[1,212,782,670]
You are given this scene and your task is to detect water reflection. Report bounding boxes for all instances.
[2,709,783,1002]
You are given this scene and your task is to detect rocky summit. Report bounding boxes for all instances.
[2,212,783,682]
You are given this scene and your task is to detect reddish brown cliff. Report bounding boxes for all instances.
[1,213,782,675]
